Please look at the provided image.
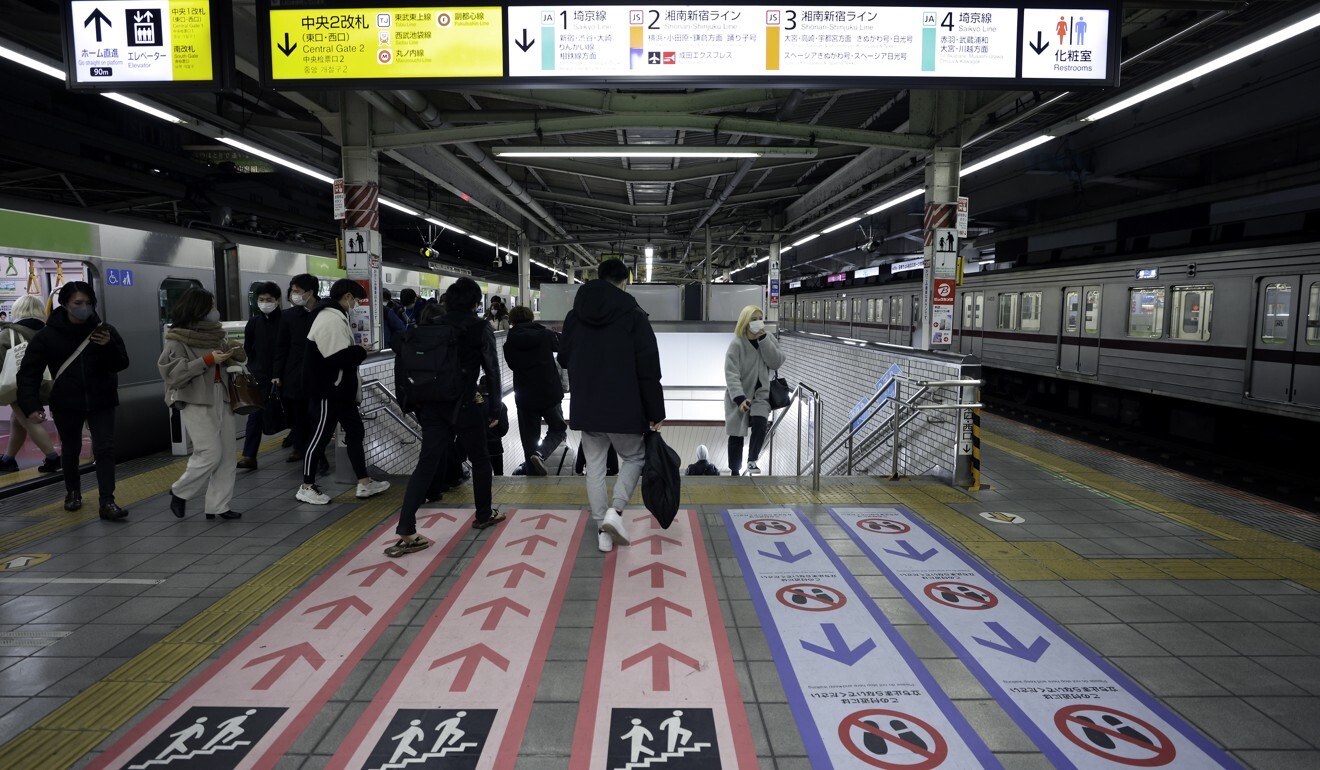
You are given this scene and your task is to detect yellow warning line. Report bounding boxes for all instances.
[0,486,406,770]
[0,436,288,555]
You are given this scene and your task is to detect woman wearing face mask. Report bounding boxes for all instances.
[16,281,131,519]
[273,274,320,466]
[237,282,282,470]
[724,305,785,476]
[158,288,247,521]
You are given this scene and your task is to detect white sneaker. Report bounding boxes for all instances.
[747,462,761,475]
[356,479,391,499]
[601,507,630,545]
[597,531,614,553]
[296,485,331,505]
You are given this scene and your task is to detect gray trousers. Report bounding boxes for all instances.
[579,431,646,524]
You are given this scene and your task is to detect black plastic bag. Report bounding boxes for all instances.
[261,383,287,435]
[642,430,681,529]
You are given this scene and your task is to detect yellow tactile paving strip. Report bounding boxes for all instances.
[978,431,1320,591]
[0,486,407,770]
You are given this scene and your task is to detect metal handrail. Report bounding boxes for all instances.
[761,381,823,491]
[360,379,422,441]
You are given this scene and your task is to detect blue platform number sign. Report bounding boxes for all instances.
[106,269,134,287]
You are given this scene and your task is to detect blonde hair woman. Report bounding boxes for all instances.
[0,295,59,473]
[724,304,785,475]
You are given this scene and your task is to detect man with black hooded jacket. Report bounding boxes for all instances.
[503,305,566,475]
[558,258,664,553]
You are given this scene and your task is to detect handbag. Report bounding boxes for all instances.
[261,381,287,434]
[1,328,57,405]
[767,369,792,411]
[226,364,265,416]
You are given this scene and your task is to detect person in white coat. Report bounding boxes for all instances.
[724,305,785,475]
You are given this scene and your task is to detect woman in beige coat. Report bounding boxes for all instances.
[158,288,246,520]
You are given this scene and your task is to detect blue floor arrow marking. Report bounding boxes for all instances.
[799,623,876,666]
[757,541,812,563]
[972,622,1051,663]
[882,540,938,561]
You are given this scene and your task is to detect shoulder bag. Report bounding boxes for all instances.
[226,363,265,416]
[767,369,792,411]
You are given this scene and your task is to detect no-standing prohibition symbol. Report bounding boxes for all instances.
[838,709,949,769]
[858,518,910,535]
[743,519,796,535]
[774,583,846,612]
[923,581,998,610]
[1054,705,1176,767]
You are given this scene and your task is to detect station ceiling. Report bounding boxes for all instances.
[0,0,1318,285]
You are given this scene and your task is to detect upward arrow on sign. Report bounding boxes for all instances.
[84,8,111,42]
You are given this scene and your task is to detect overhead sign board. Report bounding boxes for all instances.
[64,0,231,89]
[262,2,504,86]
[1020,7,1112,81]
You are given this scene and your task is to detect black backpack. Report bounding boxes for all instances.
[642,430,681,529]
[395,322,464,411]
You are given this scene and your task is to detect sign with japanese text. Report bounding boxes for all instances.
[264,4,504,84]
[65,0,229,89]
[1020,7,1112,81]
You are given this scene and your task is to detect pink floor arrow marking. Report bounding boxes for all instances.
[570,509,758,770]
[84,506,471,770]
[328,509,585,770]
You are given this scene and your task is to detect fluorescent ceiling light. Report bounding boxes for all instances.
[645,254,653,283]
[781,245,794,254]
[756,255,769,264]
[380,197,419,216]
[424,216,466,235]
[1083,8,1320,123]
[218,137,336,184]
[469,234,498,248]
[643,244,654,259]
[103,93,184,124]
[821,216,860,234]
[0,41,65,80]
[792,234,820,247]
[865,188,924,216]
[960,135,1055,177]
[491,146,818,159]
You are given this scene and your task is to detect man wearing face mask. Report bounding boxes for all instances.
[274,274,321,466]
[238,282,282,470]
[296,278,390,505]
[723,305,785,476]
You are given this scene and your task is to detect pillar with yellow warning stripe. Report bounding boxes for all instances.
[954,382,981,489]
[971,401,982,490]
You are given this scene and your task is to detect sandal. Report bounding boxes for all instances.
[384,534,431,558]
[472,510,506,530]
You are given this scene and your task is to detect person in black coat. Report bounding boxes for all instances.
[273,274,318,464]
[15,281,130,519]
[558,259,665,553]
[238,282,282,470]
[503,305,567,475]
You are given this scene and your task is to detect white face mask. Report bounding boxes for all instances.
[749,319,765,335]
[290,293,307,307]
[205,308,221,322]
[258,301,278,314]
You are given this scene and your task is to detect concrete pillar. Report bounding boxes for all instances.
[703,225,713,320]
[339,93,382,350]
[518,235,532,309]
[911,90,963,351]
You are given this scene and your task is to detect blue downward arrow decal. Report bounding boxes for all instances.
[800,623,876,666]
[882,540,938,561]
[972,622,1051,662]
[758,540,812,563]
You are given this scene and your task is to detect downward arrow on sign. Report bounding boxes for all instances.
[972,621,1051,662]
[757,540,811,563]
[800,623,875,666]
[882,540,938,561]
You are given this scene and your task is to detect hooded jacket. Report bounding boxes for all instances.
[274,304,314,399]
[302,299,366,402]
[410,310,501,423]
[503,320,563,409]
[16,307,129,416]
[244,306,282,382]
[558,279,664,434]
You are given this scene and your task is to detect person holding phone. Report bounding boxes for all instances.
[16,281,131,519]
[723,305,784,476]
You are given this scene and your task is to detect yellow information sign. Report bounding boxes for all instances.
[170,0,214,80]
[68,0,220,87]
[267,6,504,82]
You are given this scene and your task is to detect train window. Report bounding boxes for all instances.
[1170,285,1214,341]
[973,293,984,330]
[891,297,904,324]
[159,278,204,333]
[998,293,1019,330]
[1127,287,1166,338]
[1064,290,1080,333]
[1084,290,1100,334]
[810,300,819,320]
[1308,284,1320,345]
[962,294,975,328]
[1020,292,1042,331]
[853,298,864,321]
[1261,282,1292,344]
[866,298,875,322]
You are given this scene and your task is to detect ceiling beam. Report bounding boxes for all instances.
[532,185,810,216]
[494,144,856,184]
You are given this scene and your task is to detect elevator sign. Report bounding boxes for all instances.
[65,0,227,89]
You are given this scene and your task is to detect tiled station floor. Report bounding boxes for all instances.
[0,414,1316,769]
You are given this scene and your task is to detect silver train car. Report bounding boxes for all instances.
[0,201,524,462]
[781,241,1320,426]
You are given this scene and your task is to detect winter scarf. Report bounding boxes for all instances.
[165,321,227,349]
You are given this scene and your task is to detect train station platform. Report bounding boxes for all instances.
[0,415,1317,770]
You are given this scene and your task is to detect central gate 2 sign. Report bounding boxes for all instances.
[258,2,1120,89]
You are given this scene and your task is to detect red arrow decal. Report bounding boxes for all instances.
[522,512,568,530]
[631,514,665,531]
[632,534,682,555]
[302,595,371,630]
[418,511,458,528]
[625,596,693,632]
[429,643,510,691]
[507,534,557,556]
[348,561,407,587]
[462,597,531,631]
[243,642,325,690]
[487,562,546,589]
[621,643,699,691]
[628,562,688,589]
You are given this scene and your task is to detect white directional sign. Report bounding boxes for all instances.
[66,0,223,88]
[1020,7,1112,81]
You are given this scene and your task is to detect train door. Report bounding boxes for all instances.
[1059,285,1101,374]
[959,291,984,356]
[1251,274,1320,406]
[909,292,921,346]
[888,295,903,344]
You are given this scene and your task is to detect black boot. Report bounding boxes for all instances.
[64,489,81,511]
[170,492,187,518]
[206,511,242,520]
[99,501,128,521]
